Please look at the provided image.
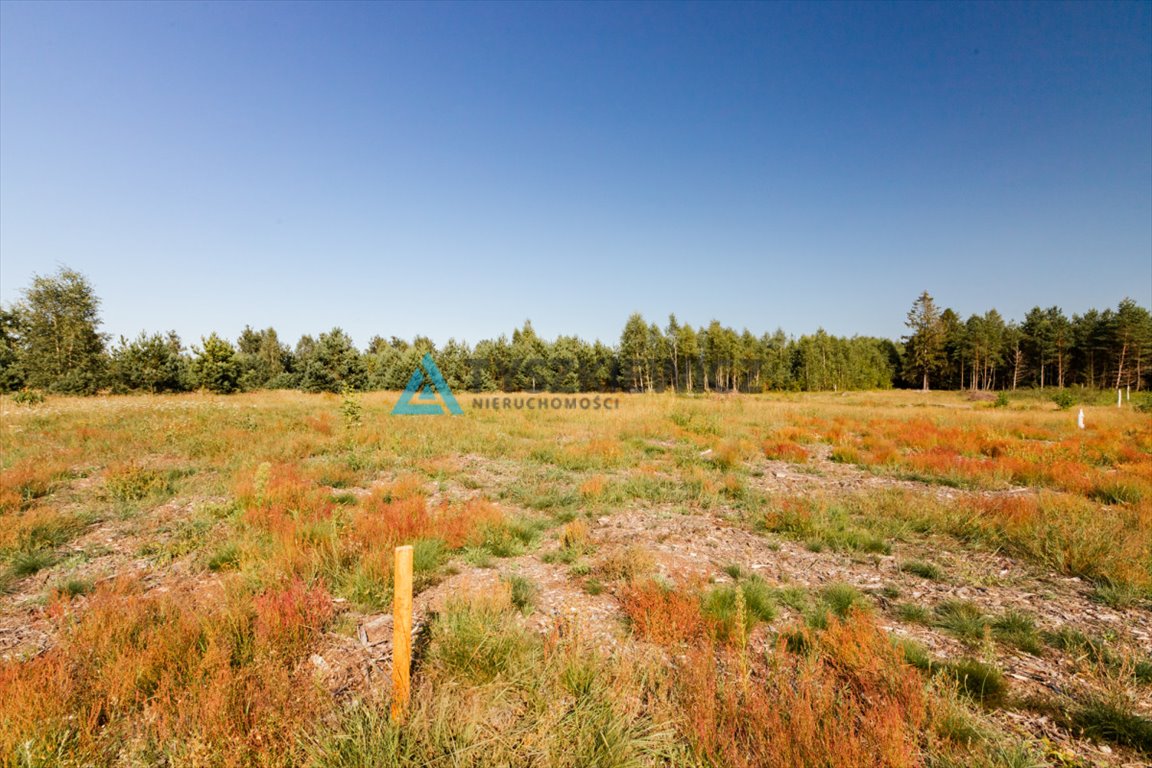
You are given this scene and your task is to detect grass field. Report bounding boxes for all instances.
[1,389,1150,767]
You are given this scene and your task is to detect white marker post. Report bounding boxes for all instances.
[1118,389,1123,408]
[1077,408,1085,430]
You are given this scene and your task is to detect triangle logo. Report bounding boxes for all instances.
[392,353,464,415]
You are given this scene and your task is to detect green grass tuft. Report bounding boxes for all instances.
[899,559,944,580]
[991,610,1044,655]
[894,602,931,624]
[940,658,1008,706]
[9,548,56,578]
[1070,695,1152,751]
[933,600,989,642]
[504,574,537,614]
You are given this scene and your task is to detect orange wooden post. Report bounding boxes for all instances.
[391,544,413,722]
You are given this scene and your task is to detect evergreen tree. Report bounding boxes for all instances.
[939,309,965,390]
[1022,307,1054,388]
[510,321,546,391]
[236,326,289,390]
[903,291,946,391]
[618,313,649,391]
[759,329,792,391]
[548,335,582,392]
[300,328,365,393]
[1111,298,1152,391]
[192,334,240,393]
[437,338,473,392]
[110,331,188,393]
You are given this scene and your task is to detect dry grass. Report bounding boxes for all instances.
[1,577,330,766]
[663,605,926,768]
[2,388,1148,765]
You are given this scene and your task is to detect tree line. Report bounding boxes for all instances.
[1,269,1149,396]
[903,290,1151,393]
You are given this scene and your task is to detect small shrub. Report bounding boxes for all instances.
[340,383,362,428]
[711,439,751,471]
[341,558,391,609]
[477,517,544,558]
[740,574,777,623]
[462,547,493,568]
[1051,390,1076,410]
[993,391,1010,408]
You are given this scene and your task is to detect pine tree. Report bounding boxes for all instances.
[618,313,649,391]
[110,331,188,393]
[301,328,365,393]
[903,291,946,391]
[192,334,240,393]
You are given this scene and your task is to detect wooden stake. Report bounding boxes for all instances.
[391,544,413,722]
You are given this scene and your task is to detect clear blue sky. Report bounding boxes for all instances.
[2,1,1149,348]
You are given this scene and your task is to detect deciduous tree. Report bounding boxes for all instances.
[14,267,107,393]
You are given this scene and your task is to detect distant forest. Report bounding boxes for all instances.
[2,269,1149,396]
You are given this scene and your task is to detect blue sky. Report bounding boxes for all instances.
[1,1,1149,348]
